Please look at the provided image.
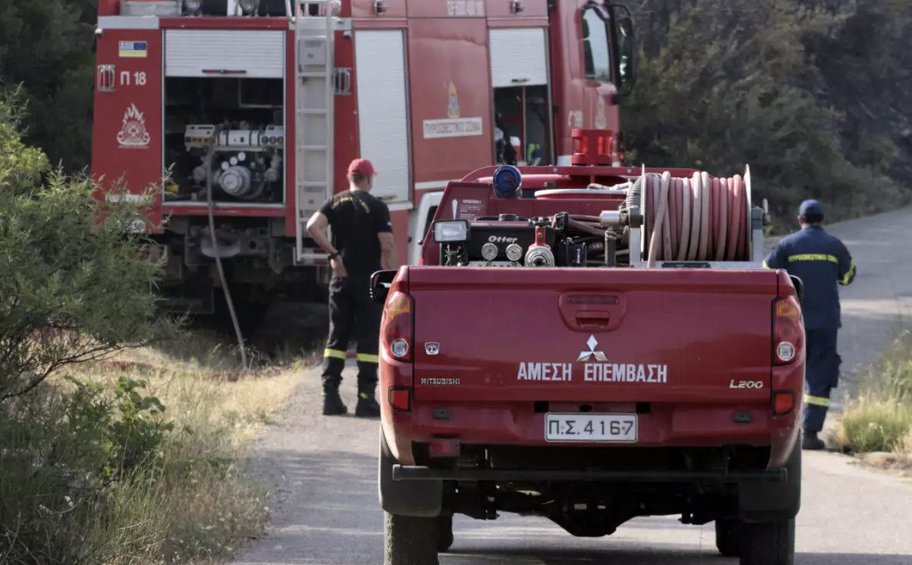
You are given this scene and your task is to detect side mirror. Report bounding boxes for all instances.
[609,4,637,97]
[370,270,397,304]
[789,275,805,304]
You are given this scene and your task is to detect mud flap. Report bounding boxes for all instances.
[378,430,443,517]
[738,438,802,523]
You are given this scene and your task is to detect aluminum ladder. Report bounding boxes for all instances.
[293,0,337,264]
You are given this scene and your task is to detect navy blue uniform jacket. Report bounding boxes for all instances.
[764,225,856,330]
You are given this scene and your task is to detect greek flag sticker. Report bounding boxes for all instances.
[119,41,148,58]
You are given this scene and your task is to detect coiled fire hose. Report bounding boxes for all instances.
[645,171,749,266]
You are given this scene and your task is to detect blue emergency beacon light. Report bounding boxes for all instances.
[492,165,522,198]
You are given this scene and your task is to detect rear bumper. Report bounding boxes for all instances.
[394,465,787,483]
[382,400,800,468]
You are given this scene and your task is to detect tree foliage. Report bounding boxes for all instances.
[0,93,170,401]
[623,0,911,224]
[0,0,96,170]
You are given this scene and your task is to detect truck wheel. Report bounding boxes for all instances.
[437,515,454,552]
[384,511,439,565]
[738,518,795,565]
[714,518,740,557]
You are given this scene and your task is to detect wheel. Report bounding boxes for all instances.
[739,518,795,565]
[436,515,454,552]
[384,512,440,565]
[715,517,740,557]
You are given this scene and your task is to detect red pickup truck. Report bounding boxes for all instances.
[374,164,805,565]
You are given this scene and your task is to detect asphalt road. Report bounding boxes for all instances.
[233,207,912,565]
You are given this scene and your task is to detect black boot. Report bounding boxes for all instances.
[802,430,826,451]
[355,391,381,418]
[322,387,348,416]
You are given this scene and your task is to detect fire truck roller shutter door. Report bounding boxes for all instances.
[165,30,284,78]
[354,30,411,206]
[489,28,548,89]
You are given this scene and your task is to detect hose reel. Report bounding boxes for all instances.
[640,169,755,266]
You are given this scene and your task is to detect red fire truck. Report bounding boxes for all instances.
[91,0,635,311]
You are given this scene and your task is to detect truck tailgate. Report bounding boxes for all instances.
[410,267,778,405]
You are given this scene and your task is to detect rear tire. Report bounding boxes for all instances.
[715,518,740,557]
[384,512,439,565]
[739,518,795,565]
[436,515,454,552]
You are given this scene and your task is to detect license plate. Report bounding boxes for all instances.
[544,413,638,443]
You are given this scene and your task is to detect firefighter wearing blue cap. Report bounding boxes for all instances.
[764,200,856,450]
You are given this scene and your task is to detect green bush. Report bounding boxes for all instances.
[0,85,188,563]
[839,331,912,454]
[66,376,174,480]
[878,331,912,403]
[839,398,912,453]
[0,375,266,563]
[0,91,171,401]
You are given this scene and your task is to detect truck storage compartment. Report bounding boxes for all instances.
[163,30,286,204]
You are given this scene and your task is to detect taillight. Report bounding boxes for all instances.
[388,387,411,412]
[773,296,803,365]
[382,290,413,362]
[773,390,796,415]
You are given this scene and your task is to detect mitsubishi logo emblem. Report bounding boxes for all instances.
[577,335,607,363]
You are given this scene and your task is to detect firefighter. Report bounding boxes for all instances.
[306,159,398,417]
[764,199,856,450]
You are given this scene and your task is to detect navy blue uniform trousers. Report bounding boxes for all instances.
[804,327,841,433]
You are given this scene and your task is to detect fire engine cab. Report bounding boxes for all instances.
[92,0,635,311]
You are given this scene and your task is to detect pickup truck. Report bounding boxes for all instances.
[374,164,805,565]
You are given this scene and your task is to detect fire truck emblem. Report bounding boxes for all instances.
[577,335,608,363]
[447,81,460,119]
[117,103,151,148]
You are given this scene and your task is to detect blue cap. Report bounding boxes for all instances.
[799,199,824,218]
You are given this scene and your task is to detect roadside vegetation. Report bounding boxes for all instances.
[0,94,301,563]
[2,347,302,564]
[836,329,912,462]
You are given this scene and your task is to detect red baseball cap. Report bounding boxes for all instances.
[347,158,376,177]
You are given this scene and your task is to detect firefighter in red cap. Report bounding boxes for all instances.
[306,158,398,417]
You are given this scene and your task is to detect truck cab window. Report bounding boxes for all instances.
[582,7,612,82]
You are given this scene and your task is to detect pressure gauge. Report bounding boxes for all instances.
[505,243,523,262]
[481,243,499,261]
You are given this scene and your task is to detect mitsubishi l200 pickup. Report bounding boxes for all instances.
[374,162,805,565]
